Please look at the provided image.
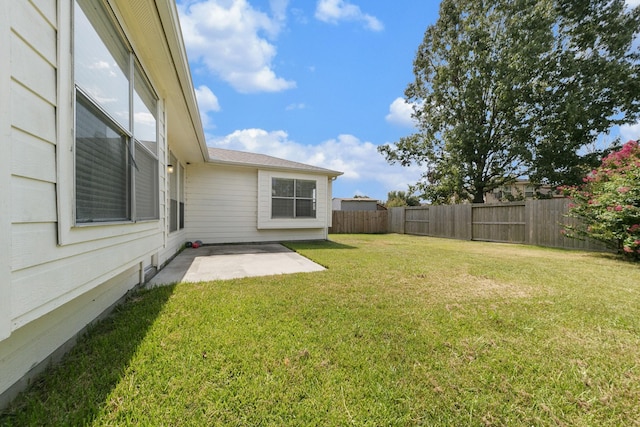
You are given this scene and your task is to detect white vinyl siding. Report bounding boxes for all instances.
[0,0,12,340]
[9,0,61,321]
[187,164,328,243]
[1,265,140,405]
[7,0,163,331]
[1,0,172,405]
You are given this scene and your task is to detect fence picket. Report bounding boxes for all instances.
[330,199,609,252]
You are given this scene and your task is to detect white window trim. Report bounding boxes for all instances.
[257,170,326,230]
[56,0,164,246]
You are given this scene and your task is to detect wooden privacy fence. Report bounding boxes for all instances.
[331,198,608,252]
[329,210,388,234]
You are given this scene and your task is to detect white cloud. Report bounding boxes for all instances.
[178,0,295,93]
[291,7,309,24]
[269,0,290,21]
[619,122,640,141]
[385,97,417,128]
[210,129,423,200]
[285,102,306,111]
[315,0,384,31]
[195,85,221,113]
[194,85,221,129]
[627,0,640,7]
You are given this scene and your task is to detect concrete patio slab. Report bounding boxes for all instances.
[146,243,325,286]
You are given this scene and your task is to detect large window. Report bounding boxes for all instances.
[271,178,316,218]
[74,0,158,223]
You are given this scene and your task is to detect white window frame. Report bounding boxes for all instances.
[257,170,327,230]
[56,0,163,245]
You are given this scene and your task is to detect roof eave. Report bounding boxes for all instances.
[155,0,209,162]
[207,158,343,177]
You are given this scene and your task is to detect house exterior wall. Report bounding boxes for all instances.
[187,163,329,243]
[0,265,140,407]
[0,0,188,406]
[0,0,335,407]
[485,181,557,203]
[159,158,188,268]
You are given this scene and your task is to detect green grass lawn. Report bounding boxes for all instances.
[2,234,640,426]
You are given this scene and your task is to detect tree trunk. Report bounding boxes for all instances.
[472,191,485,204]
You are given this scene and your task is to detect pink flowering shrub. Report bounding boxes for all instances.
[560,140,640,260]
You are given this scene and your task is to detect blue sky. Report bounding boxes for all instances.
[176,0,435,201]
[176,0,640,202]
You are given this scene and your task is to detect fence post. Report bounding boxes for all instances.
[464,204,473,240]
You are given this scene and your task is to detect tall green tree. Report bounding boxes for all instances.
[386,190,420,207]
[527,0,640,185]
[379,0,640,204]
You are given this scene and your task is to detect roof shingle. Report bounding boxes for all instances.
[207,147,342,176]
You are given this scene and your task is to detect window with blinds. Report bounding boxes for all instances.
[271,178,317,218]
[134,144,159,220]
[74,0,158,224]
[75,94,129,222]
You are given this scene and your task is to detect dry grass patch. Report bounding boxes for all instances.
[448,272,535,299]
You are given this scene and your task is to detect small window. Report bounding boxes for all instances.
[271,178,316,218]
[525,186,535,198]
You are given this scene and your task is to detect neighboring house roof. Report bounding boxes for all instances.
[208,147,343,177]
[334,198,386,210]
[334,198,380,202]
